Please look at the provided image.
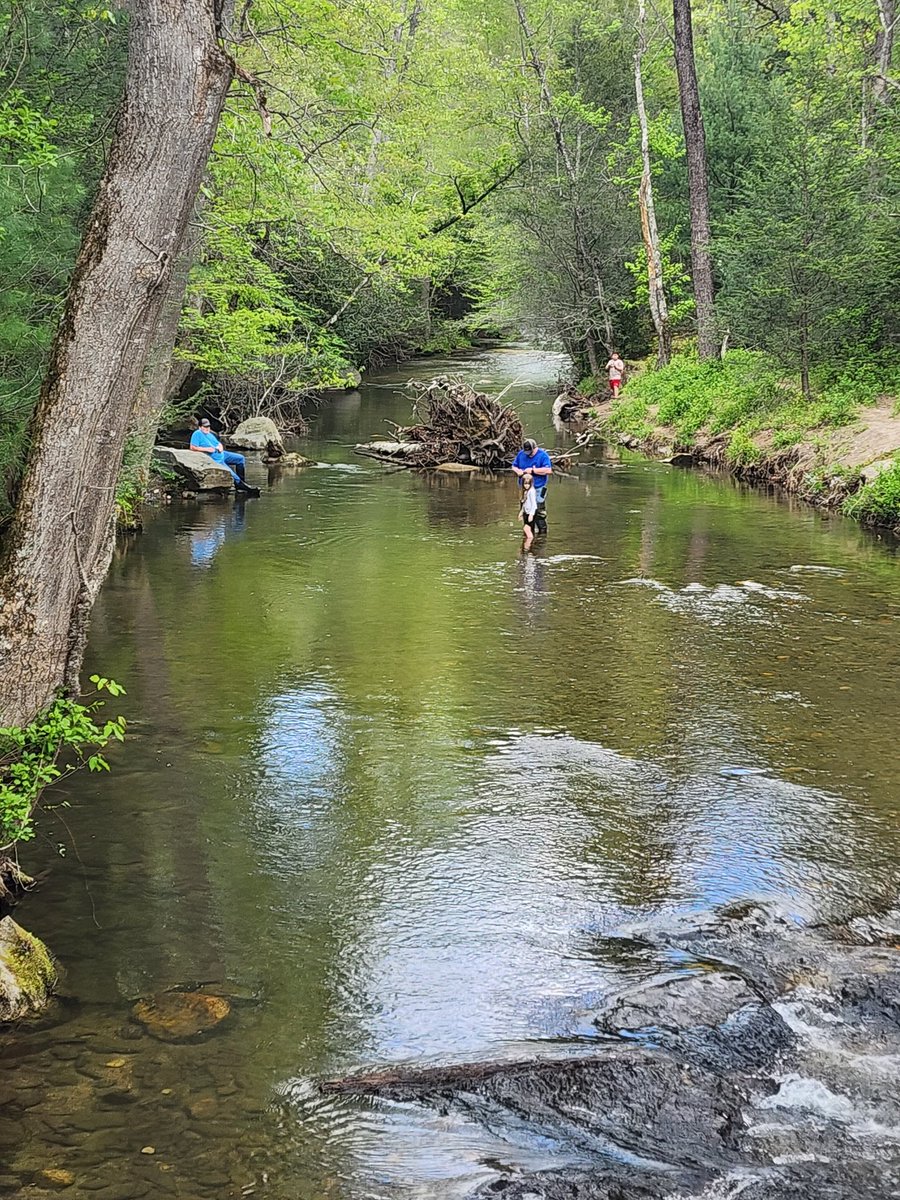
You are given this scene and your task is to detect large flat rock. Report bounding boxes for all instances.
[152,447,233,491]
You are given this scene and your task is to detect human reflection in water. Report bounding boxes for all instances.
[188,500,247,568]
[516,548,550,621]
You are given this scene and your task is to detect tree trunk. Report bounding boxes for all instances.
[873,0,895,106]
[0,0,233,727]
[799,308,811,401]
[585,331,601,378]
[635,0,672,367]
[672,0,716,359]
[125,199,209,516]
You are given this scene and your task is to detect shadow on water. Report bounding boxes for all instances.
[2,346,900,1198]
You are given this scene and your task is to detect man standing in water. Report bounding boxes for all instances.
[512,438,552,533]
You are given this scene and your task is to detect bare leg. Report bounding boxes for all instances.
[522,521,534,549]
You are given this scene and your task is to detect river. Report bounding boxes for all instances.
[3,346,900,1199]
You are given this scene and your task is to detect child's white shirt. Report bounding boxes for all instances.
[521,485,538,518]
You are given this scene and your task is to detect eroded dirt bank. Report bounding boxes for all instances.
[582,393,900,532]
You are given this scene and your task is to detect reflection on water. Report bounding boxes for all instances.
[2,345,900,1198]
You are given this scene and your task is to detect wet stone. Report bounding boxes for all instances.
[67,1110,129,1133]
[50,1044,83,1062]
[594,970,760,1035]
[90,1185,151,1200]
[131,990,231,1042]
[35,1167,76,1189]
[187,1093,219,1120]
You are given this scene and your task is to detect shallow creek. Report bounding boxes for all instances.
[2,347,900,1199]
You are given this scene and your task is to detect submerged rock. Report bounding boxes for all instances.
[326,1048,749,1169]
[594,970,759,1034]
[593,970,795,1074]
[263,451,311,466]
[0,917,58,1019]
[131,991,231,1041]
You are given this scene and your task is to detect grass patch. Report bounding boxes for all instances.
[598,350,899,461]
[842,457,900,526]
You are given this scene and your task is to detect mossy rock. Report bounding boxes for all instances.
[132,991,231,1041]
[0,917,58,1020]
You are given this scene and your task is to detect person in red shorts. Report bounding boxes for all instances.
[606,351,625,398]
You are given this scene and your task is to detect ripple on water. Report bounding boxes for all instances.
[611,577,810,625]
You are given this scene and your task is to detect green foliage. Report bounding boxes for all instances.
[602,350,898,454]
[0,3,126,518]
[842,459,900,526]
[726,426,761,466]
[0,676,126,848]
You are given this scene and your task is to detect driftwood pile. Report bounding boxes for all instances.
[355,377,524,469]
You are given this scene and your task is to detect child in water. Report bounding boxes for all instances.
[519,471,538,549]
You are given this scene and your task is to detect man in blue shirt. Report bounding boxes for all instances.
[511,438,552,533]
[189,419,260,496]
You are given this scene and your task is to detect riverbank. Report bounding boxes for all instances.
[582,352,900,532]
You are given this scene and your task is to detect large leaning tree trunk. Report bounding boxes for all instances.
[124,196,209,518]
[635,0,672,367]
[0,0,234,728]
[672,0,716,359]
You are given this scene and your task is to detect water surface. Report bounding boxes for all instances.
[3,346,900,1198]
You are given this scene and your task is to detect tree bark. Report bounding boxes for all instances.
[126,200,209,515]
[672,0,717,359]
[635,0,672,367]
[0,0,233,727]
[873,0,895,106]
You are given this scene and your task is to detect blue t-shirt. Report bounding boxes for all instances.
[190,428,225,464]
[513,447,552,488]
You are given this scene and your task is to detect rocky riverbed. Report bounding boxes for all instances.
[325,900,900,1199]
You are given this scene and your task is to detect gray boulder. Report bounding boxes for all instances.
[594,970,758,1035]
[225,416,285,454]
[152,447,233,491]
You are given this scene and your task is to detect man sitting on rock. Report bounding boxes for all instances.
[189,418,260,497]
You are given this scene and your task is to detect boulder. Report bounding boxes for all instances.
[594,970,758,1035]
[0,917,58,1019]
[225,417,285,454]
[152,447,233,492]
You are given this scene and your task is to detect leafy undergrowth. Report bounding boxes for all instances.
[0,676,126,848]
[599,350,900,454]
[843,457,900,526]
[591,350,900,525]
